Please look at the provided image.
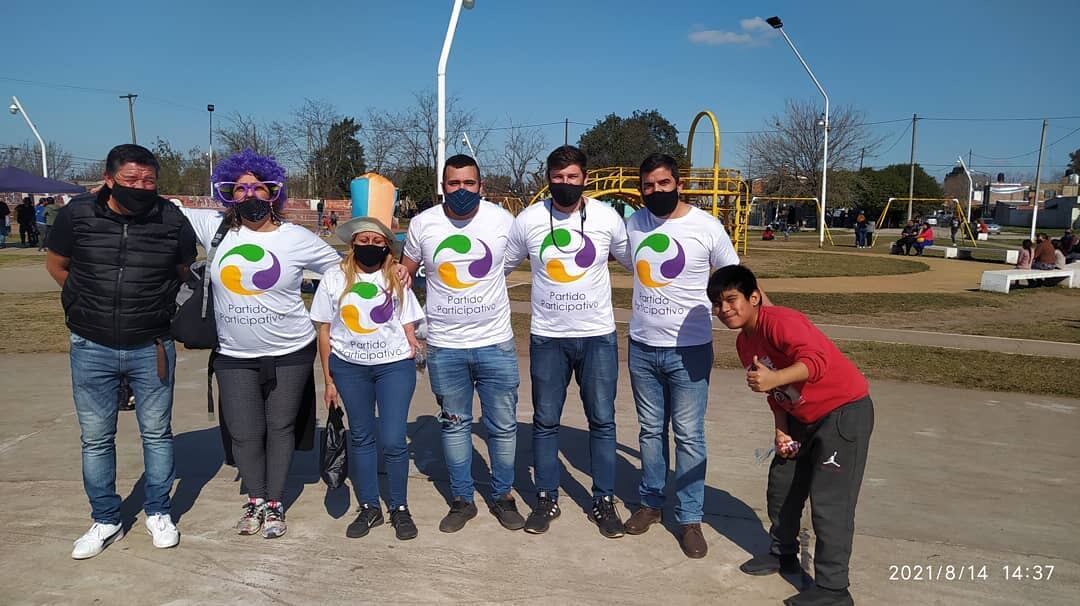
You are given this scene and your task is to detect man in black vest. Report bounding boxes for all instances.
[46,144,197,560]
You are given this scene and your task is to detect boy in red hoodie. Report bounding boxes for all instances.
[707,265,873,606]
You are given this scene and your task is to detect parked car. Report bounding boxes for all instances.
[980,220,1002,235]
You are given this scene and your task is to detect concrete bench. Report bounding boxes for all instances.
[979,267,1078,293]
[926,245,1019,264]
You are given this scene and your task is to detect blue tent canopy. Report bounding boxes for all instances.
[0,166,86,194]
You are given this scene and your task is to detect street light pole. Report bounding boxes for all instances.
[957,155,974,222]
[437,0,475,199]
[208,104,215,196]
[119,93,138,144]
[767,16,828,248]
[9,96,48,178]
[1030,118,1048,241]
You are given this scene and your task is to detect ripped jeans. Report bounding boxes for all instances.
[426,339,519,502]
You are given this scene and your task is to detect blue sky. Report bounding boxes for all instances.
[4,0,1079,181]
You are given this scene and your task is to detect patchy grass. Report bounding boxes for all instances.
[713,339,1080,398]
[508,285,1080,344]
[741,249,928,278]
[0,292,69,353]
[0,252,45,268]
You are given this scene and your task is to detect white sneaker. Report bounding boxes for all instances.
[145,513,179,549]
[71,522,123,560]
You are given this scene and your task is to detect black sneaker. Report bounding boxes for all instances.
[524,492,561,535]
[439,497,478,533]
[740,553,802,576]
[783,585,854,606]
[389,505,418,541]
[590,496,625,538]
[346,503,384,538]
[489,495,526,531]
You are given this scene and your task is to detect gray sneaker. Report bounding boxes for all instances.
[262,502,287,539]
[237,501,264,536]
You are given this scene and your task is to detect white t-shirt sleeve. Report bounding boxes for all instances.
[303,234,344,274]
[400,288,425,325]
[609,215,631,269]
[709,220,740,269]
[403,219,423,264]
[309,273,336,324]
[503,216,528,275]
[179,207,224,250]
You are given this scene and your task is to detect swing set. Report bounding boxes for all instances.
[869,198,978,248]
[750,196,835,245]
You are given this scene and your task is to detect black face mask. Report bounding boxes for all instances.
[111,184,159,215]
[549,183,584,209]
[354,244,390,268]
[643,189,679,217]
[237,198,272,222]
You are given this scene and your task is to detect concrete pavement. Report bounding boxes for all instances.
[0,350,1077,605]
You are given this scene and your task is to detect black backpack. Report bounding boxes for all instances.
[171,219,230,349]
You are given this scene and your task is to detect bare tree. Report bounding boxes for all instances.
[363,91,491,174]
[0,139,75,179]
[741,100,885,199]
[502,121,547,196]
[216,112,288,159]
[271,98,341,196]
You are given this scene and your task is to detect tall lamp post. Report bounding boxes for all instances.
[956,155,974,222]
[8,96,48,178]
[208,104,215,195]
[437,0,475,199]
[767,16,829,248]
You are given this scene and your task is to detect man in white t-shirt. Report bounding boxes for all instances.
[621,153,740,559]
[400,155,524,534]
[503,145,630,538]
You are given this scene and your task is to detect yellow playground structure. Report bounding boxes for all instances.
[525,110,752,254]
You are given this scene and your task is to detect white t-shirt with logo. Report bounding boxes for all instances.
[504,198,629,337]
[402,200,514,348]
[182,208,342,358]
[625,205,740,347]
[309,266,424,365]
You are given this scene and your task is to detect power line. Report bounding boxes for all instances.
[921,115,1080,122]
[877,121,912,157]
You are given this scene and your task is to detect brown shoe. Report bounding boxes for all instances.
[624,506,662,535]
[680,523,708,559]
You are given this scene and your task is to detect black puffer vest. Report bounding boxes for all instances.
[61,190,189,349]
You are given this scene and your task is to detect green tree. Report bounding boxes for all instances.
[852,164,944,226]
[1069,148,1080,174]
[314,118,366,198]
[152,138,185,194]
[395,165,437,209]
[578,110,687,168]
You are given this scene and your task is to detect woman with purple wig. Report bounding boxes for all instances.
[179,149,341,538]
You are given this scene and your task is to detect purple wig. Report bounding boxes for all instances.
[211,148,288,206]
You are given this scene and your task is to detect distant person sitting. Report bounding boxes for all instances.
[895,221,918,255]
[978,220,989,235]
[913,223,935,255]
[1015,239,1033,269]
[762,227,775,241]
[1032,233,1056,270]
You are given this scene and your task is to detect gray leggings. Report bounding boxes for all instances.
[216,364,309,502]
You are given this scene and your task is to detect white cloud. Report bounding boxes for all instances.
[688,30,753,46]
[740,16,772,32]
[689,16,779,47]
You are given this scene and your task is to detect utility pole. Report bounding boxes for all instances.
[859,147,865,171]
[1030,119,1048,241]
[119,94,138,144]
[907,113,918,221]
[564,118,569,146]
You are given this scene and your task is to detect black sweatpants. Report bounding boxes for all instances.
[767,396,874,590]
[216,364,310,502]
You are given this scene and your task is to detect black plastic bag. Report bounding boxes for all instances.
[320,405,349,489]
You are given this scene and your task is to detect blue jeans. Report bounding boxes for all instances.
[69,333,176,524]
[427,339,519,502]
[628,338,713,524]
[329,355,416,509]
[530,332,618,499]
